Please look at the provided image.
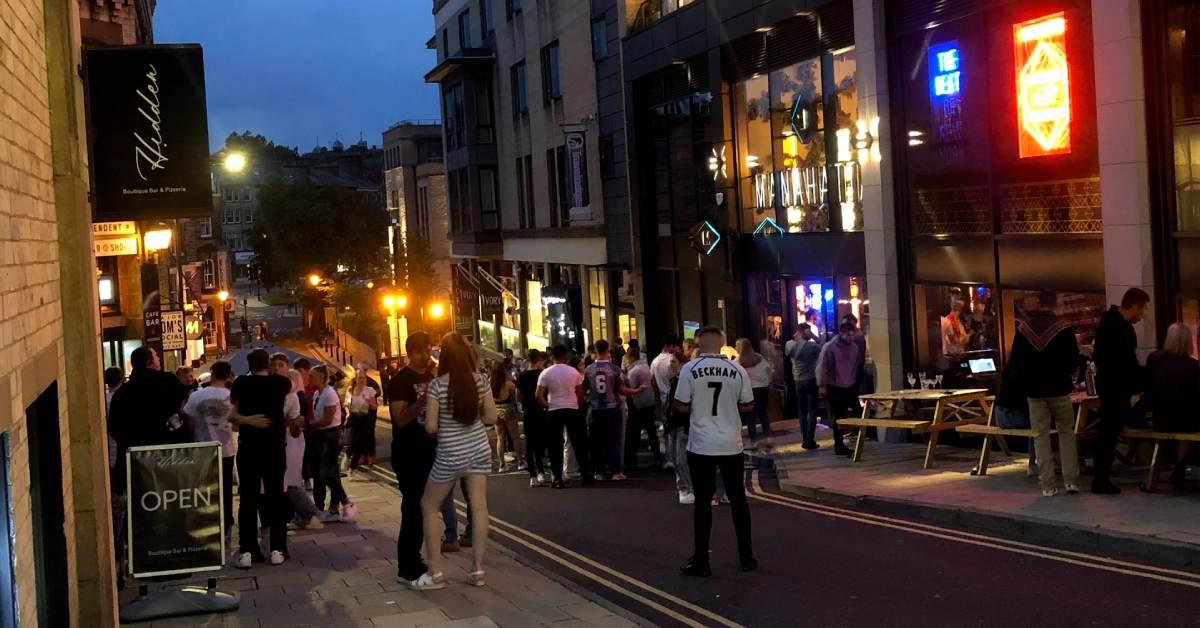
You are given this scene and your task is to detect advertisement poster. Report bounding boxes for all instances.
[452,265,480,341]
[161,310,186,352]
[126,443,224,578]
[85,45,213,220]
[141,263,163,355]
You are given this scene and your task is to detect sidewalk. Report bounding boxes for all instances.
[750,421,1200,571]
[122,472,644,627]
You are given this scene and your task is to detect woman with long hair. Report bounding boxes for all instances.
[308,365,356,522]
[346,367,379,468]
[491,363,526,471]
[413,333,498,590]
[736,337,773,442]
[1144,322,1200,490]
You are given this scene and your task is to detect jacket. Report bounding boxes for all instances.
[108,367,187,450]
[1008,311,1079,399]
[1093,305,1142,396]
[816,337,860,389]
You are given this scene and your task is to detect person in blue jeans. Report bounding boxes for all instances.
[785,323,823,449]
[440,480,473,550]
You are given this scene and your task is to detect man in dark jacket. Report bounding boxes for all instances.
[108,347,188,460]
[1091,287,1150,495]
[1009,291,1080,496]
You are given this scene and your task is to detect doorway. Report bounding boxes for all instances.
[25,382,69,628]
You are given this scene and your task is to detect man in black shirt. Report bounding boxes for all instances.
[1091,288,1149,495]
[387,332,437,584]
[516,349,547,485]
[231,348,293,567]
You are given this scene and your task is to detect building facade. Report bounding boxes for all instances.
[2,0,124,625]
[427,0,636,355]
[383,121,451,294]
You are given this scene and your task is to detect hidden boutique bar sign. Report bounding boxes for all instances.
[85,45,212,220]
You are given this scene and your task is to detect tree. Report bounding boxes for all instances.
[250,178,388,288]
[219,131,299,167]
[396,236,438,314]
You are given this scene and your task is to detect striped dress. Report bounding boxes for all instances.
[428,373,494,482]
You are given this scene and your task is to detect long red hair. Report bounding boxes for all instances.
[438,332,480,424]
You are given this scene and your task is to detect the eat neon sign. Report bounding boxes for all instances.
[1014,13,1071,157]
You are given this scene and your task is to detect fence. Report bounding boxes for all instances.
[321,312,379,370]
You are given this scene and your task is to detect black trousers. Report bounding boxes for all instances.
[548,408,591,481]
[688,452,752,564]
[826,386,858,448]
[1094,392,1133,483]
[303,430,322,481]
[524,409,547,477]
[624,405,662,470]
[394,442,434,580]
[237,445,287,556]
[221,456,235,531]
[590,408,622,475]
[313,427,348,510]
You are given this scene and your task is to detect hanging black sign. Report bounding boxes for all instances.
[452,267,480,340]
[479,272,504,320]
[126,443,225,578]
[141,262,163,355]
[85,45,212,220]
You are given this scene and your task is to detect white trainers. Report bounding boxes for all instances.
[410,572,446,591]
[234,552,253,569]
[1064,482,1079,495]
[305,515,325,530]
[678,491,695,505]
[536,472,546,484]
[319,510,340,523]
[1041,487,1059,497]
[612,473,627,481]
[269,550,285,566]
[340,503,358,523]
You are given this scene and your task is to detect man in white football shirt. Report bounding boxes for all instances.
[673,326,756,577]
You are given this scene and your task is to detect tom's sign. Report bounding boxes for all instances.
[85,45,212,220]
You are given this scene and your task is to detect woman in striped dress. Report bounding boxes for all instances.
[413,332,498,590]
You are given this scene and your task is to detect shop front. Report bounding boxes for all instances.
[888,0,1105,383]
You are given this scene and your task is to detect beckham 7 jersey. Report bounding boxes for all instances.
[674,354,754,456]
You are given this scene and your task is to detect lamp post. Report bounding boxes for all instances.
[382,292,409,358]
[217,290,230,353]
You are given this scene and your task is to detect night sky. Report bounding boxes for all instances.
[154,0,439,153]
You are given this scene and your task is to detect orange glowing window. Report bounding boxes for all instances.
[1014,13,1071,158]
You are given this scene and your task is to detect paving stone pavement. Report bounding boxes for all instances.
[120,473,650,627]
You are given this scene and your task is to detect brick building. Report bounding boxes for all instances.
[0,0,124,625]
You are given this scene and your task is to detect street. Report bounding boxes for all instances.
[362,421,1200,628]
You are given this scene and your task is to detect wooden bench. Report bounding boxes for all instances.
[845,389,990,469]
[955,394,1098,476]
[1121,428,1200,491]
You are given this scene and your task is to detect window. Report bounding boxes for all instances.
[457,10,472,50]
[202,259,216,290]
[448,168,472,233]
[476,81,494,144]
[546,148,560,227]
[441,28,449,58]
[591,19,608,60]
[516,158,527,229]
[222,204,235,224]
[241,187,252,201]
[588,269,608,348]
[480,0,494,38]
[417,185,431,239]
[479,168,499,230]
[244,206,255,225]
[599,133,615,178]
[547,145,568,227]
[510,62,528,115]
[524,154,535,228]
[506,0,522,19]
[443,83,466,149]
[222,188,234,202]
[198,217,213,238]
[541,42,561,101]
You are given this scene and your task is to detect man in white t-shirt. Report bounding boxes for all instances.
[673,326,756,577]
[183,360,237,532]
[536,345,591,488]
[650,335,683,407]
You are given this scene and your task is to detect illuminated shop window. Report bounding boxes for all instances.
[1014,13,1071,158]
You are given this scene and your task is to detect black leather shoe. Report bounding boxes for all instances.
[834,446,852,456]
[740,556,758,572]
[680,558,712,578]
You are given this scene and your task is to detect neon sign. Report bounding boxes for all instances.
[929,41,961,99]
[1014,13,1071,157]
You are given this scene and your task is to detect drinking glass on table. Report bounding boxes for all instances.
[906,372,916,389]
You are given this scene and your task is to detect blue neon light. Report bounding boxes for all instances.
[929,41,962,99]
[701,220,721,255]
[824,289,835,304]
[753,217,784,236]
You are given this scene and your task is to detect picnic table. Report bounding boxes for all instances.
[956,391,1098,476]
[839,388,991,469]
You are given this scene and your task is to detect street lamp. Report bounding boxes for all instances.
[308,274,321,287]
[218,290,229,303]
[366,281,375,289]
[217,290,230,353]
[222,152,247,173]
[429,301,446,319]
[144,229,173,252]
[382,292,409,358]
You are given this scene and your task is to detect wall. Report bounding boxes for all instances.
[2,0,117,625]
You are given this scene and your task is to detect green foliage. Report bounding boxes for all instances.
[219,131,299,166]
[396,236,438,309]
[251,178,388,288]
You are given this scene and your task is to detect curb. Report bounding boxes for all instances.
[750,451,1200,574]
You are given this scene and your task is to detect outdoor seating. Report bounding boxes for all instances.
[1122,428,1200,491]
[956,392,1098,476]
[840,389,991,469]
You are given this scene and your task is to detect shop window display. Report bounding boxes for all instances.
[912,283,998,374]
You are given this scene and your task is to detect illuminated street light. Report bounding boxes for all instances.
[308,274,321,287]
[218,290,229,302]
[367,281,375,289]
[223,152,247,173]
[143,229,173,252]
[382,294,396,310]
[397,294,408,310]
[429,302,446,319]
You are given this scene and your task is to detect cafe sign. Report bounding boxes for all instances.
[84,45,213,221]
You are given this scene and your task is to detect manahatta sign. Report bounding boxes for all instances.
[85,45,212,220]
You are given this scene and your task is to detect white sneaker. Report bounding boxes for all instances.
[1041,488,1059,497]
[410,572,446,591]
[594,473,606,482]
[319,510,340,523]
[305,515,325,529]
[1064,482,1079,495]
[269,550,285,565]
[340,503,358,523]
[612,473,627,481]
[234,552,253,569]
[536,472,546,484]
[678,491,695,505]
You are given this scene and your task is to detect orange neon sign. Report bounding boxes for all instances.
[1014,13,1071,158]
